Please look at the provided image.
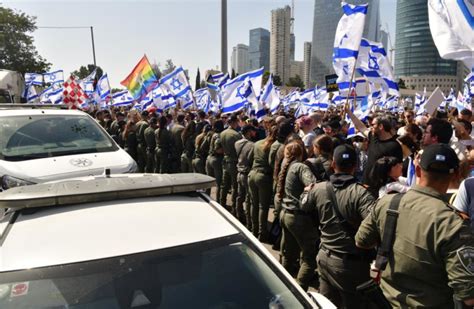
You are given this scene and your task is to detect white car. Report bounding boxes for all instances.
[0,173,335,309]
[0,107,136,190]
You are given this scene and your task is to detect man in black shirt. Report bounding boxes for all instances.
[346,108,403,185]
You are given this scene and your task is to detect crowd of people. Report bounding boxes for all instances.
[89,104,474,308]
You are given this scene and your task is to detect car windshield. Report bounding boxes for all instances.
[0,236,311,309]
[0,114,117,161]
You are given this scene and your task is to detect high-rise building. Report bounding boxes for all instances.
[290,61,304,83]
[270,5,292,84]
[231,44,249,75]
[394,0,460,93]
[309,0,380,87]
[290,34,296,61]
[249,28,270,71]
[303,42,312,88]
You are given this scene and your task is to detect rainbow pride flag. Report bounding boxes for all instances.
[120,55,159,101]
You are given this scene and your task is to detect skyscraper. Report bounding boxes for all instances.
[394,0,459,93]
[303,42,312,88]
[231,44,249,75]
[249,28,270,71]
[309,0,380,87]
[270,6,292,84]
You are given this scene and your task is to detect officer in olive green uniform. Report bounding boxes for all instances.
[169,114,185,173]
[219,115,242,214]
[300,144,376,308]
[356,144,474,308]
[235,125,257,226]
[155,116,173,174]
[144,117,157,173]
[278,141,318,291]
[249,138,274,241]
[181,122,196,173]
[193,124,211,174]
[135,111,149,173]
[206,120,225,202]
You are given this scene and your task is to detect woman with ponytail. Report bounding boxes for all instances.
[278,141,318,291]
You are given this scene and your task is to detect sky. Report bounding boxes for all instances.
[3,0,397,88]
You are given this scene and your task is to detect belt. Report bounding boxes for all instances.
[320,247,370,261]
[283,208,311,216]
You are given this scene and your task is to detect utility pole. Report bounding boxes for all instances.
[221,0,228,73]
[90,26,97,68]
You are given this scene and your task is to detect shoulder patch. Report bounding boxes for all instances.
[457,246,474,275]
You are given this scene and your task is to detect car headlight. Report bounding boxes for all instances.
[1,175,36,190]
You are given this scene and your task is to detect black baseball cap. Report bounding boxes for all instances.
[241,124,257,135]
[420,144,459,174]
[333,144,357,168]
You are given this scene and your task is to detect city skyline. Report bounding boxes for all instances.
[3,0,397,88]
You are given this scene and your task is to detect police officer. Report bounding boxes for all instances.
[278,141,318,291]
[300,144,376,308]
[356,144,474,308]
[135,111,149,173]
[170,113,185,173]
[235,125,257,226]
[219,114,242,214]
[206,120,225,202]
[249,128,277,241]
[144,117,157,173]
[155,115,173,173]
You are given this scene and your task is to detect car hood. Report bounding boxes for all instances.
[0,150,136,183]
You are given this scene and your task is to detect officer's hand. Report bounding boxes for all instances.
[304,183,315,192]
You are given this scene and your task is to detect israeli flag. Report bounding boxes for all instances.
[40,86,63,104]
[287,90,301,106]
[112,90,135,106]
[157,84,177,110]
[24,84,39,102]
[294,101,308,118]
[465,70,474,96]
[332,2,368,95]
[160,67,194,106]
[140,90,154,110]
[97,74,111,99]
[79,70,96,96]
[25,73,43,86]
[194,88,212,112]
[220,67,264,114]
[209,72,225,83]
[445,88,456,107]
[353,95,370,121]
[428,0,474,66]
[317,89,331,111]
[261,74,281,113]
[44,70,64,85]
[357,39,399,96]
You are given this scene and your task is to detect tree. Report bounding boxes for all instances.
[0,7,51,75]
[273,75,282,87]
[398,78,407,89]
[163,59,176,75]
[195,68,201,90]
[151,63,162,79]
[286,75,305,89]
[72,65,103,79]
[111,88,123,94]
[231,69,237,79]
[262,71,270,86]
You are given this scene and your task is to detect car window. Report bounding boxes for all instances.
[0,115,118,161]
[0,236,311,308]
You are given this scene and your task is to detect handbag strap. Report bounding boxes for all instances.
[375,193,403,271]
[325,181,357,237]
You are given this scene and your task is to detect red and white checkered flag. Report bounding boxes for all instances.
[63,75,86,109]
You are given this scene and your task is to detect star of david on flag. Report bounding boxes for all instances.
[160,67,194,107]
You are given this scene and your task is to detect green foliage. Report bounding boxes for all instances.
[72,65,103,79]
[111,88,123,94]
[398,78,407,89]
[163,59,176,75]
[286,74,305,90]
[231,68,236,79]
[0,7,51,74]
[195,67,201,90]
[262,71,270,86]
[273,75,282,87]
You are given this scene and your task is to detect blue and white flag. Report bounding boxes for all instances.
[332,2,368,95]
[220,68,264,114]
[465,70,474,96]
[111,90,135,107]
[428,0,474,67]
[261,74,281,113]
[79,70,96,96]
[97,73,111,99]
[44,70,64,85]
[357,39,399,96]
[40,86,63,104]
[160,67,194,108]
[24,84,39,102]
[194,88,213,112]
[209,72,225,83]
[140,90,154,110]
[24,73,43,86]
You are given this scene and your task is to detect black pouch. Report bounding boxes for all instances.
[356,279,392,309]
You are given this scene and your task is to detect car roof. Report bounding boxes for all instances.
[0,174,238,272]
[0,107,86,117]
